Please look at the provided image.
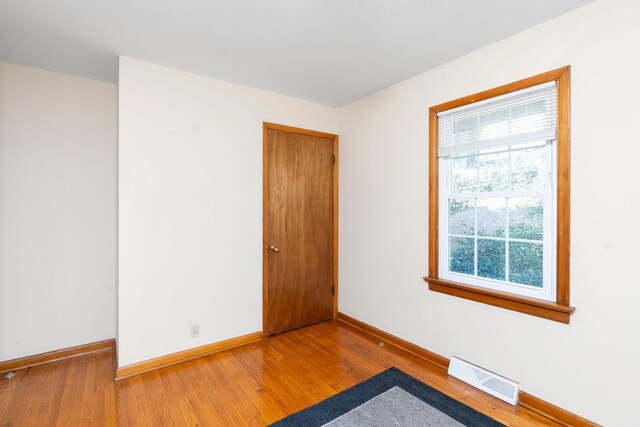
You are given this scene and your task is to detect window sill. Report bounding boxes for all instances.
[423,276,575,324]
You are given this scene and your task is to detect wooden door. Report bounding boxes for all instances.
[263,123,338,336]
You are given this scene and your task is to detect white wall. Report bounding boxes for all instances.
[117,57,339,366]
[338,0,639,425]
[0,62,116,361]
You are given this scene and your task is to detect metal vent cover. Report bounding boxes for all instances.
[448,356,519,405]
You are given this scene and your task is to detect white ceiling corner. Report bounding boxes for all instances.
[0,0,596,106]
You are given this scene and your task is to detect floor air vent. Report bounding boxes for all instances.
[448,356,519,405]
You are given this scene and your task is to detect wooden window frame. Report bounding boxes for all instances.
[424,67,575,323]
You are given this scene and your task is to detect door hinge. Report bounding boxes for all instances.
[332,285,335,295]
[332,154,335,165]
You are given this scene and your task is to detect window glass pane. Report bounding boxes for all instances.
[449,198,475,236]
[449,237,474,275]
[478,151,508,192]
[509,242,543,287]
[477,198,506,237]
[452,155,477,193]
[477,239,505,281]
[509,197,543,240]
[511,144,546,190]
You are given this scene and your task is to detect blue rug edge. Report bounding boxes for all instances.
[269,367,505,427]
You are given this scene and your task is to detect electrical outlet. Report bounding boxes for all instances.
[190,323,200,338]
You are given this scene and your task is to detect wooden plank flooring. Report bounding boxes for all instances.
[0,321,559,426]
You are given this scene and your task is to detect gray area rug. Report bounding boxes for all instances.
[323,386,464,427]
[271,367,504,426]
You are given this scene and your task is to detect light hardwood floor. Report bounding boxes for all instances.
[0,320,559,426]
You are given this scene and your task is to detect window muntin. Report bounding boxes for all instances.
[439,143,556,300]
[437,83,558,301]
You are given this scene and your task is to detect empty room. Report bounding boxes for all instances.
[1,0,638,425]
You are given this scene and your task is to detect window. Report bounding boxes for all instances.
[425,67,574,323]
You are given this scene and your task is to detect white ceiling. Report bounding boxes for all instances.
[0,0,595,106]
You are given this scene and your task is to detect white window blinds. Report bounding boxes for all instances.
[438,82,557,157]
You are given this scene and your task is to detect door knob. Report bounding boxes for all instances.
[269,245,279,253]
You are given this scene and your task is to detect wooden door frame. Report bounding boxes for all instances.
[262,122,339,337]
